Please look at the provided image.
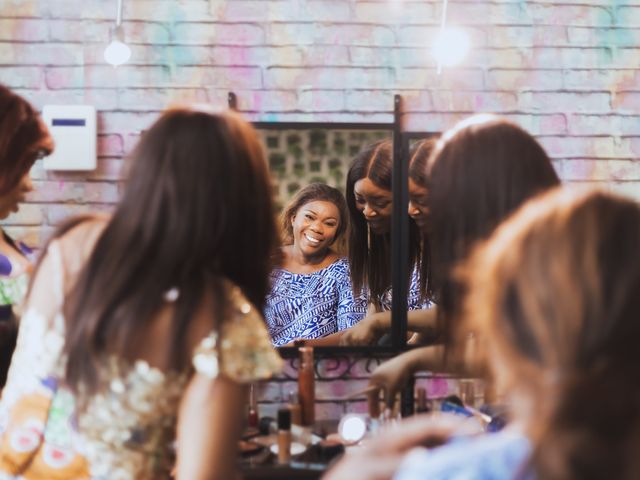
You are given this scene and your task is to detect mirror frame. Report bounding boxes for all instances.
[229,93,411,358]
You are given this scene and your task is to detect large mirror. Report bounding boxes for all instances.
[254,122,403,352]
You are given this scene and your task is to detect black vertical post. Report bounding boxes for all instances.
[401,376,415,417]
[228,92,238,111]
[391,94,408,351]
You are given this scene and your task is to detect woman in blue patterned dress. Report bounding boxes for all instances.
[265,183,367,346]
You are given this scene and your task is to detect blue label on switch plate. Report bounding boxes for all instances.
[52,119,86,126]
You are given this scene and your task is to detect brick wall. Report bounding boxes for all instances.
[1,0,639,414]
[1,0,640,244]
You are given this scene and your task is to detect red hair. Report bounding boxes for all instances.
[0,84,53,195]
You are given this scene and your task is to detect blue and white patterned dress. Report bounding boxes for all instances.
[265,257,367,346]
[378,266,432,312]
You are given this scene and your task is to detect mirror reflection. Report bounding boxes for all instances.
[259,127,439,348]
[257,127,412,347]
[264,182,363,346]
[340,137,437,346]
[406,138,438,345]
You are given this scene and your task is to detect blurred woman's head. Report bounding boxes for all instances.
[0,84,53,219]
[427,114,559,333]
[463,188,640,480]
[281,183,348,258]
[65,108,278,393]
[118,108,277,304]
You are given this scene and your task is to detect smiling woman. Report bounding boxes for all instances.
[288,199,340,267]
[264,183,367,346]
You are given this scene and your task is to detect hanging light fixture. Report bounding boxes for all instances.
[432,0,470,73]
[104,0,131,67]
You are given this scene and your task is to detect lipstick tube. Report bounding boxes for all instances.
[277,408,292,464]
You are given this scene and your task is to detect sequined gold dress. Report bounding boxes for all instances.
[0,220,283,479]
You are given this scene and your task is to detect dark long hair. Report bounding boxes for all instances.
[427,115,559,342]
[462,188,640,480]
[281,183,348,246]
[0,84,53,194]
[61,109,278,394]
[409,139,435,300]
[346,140,420,309]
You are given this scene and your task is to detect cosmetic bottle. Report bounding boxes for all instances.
[247,383,259,428]
[277,408,292,464]
[416,387,431,414]
[298,346,315,427]
[288,392,302,426]
[366,388,382,433]
[367,389,381,420]
[459,379,476,408]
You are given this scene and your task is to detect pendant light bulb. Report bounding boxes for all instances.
[104,0,130,67]
[104,37,131,67]
[432,26,470,68]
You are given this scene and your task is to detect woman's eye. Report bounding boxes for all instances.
[304,213,313,219]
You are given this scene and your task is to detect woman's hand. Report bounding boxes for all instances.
[323,413,473,480]
[369,346,446,407]
[369,350,418,407]
[340,312,390,346]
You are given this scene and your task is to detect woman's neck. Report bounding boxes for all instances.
[282,244,337,274]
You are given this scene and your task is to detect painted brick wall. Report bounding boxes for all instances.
[1,0,640,245]
[0,0,638,415]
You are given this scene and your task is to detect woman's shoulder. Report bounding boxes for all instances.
[325,257,354,284]
[58,214,109,243]
[320,256,350,275]
[54,215,109,261]
[394,429,532,480]
[193,279,283,382]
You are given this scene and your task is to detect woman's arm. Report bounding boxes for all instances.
[340,307,439,346]
[176,283,283,479]
[283,330,345,347]
[368,335,487,407]
[176,373,248,480]
[369,345,446,406]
